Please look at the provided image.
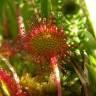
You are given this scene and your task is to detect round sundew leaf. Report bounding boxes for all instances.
[31,32,63,53]
[23,20,69,60]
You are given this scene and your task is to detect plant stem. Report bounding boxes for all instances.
[41,0,48,19]
[79,0,96,38]
[70,59,92,96]
[83,83,92,96]
[50,55,61,96]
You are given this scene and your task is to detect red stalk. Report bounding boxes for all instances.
[50,55,61,96]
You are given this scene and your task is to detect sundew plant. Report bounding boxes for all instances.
[0,0,96,96]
